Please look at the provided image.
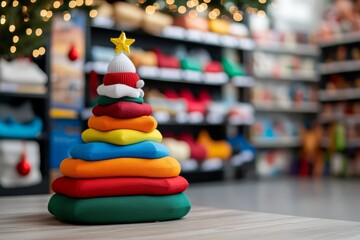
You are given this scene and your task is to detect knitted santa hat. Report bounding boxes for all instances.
[103,51,144,88]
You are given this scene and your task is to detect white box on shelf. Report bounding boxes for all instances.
[203,72,229,84]
[220,35,238,48]
[202,32,220,45]
[186,29,203,42]
[138,66,160,79]
[231,76,254,87]
[162,26,186,39]
[238,38,256,50]
[201,158,223,172]
[183,70,202,83]
[159,68,182,81]
[0,140,42,188]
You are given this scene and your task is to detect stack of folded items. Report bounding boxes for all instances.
[48,33,191,224]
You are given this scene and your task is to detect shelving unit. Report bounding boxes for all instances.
[320,60,360,75]
[254,75,319,83]
[253,103,319,113]
[0,57,50,196]
[255,42,319,56]
[252,137,301,148]
[319,89,360,101]
[85,23,255,182]
[250,40,319,176]
[318,32,360,177]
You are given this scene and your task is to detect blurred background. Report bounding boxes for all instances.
[0,0,359,221]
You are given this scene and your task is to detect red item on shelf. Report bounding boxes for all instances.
[89,70,100,99]
[164,89,179,99]
[152,49,180,69]
[179,88,206,114]
[177,132,207,161]
[198,89,212,106]
[204,61,223,72]
[16,151,31,176]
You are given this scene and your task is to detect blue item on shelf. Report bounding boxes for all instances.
[263,120,275,138]
[0,116,42,138]
[227,135,255,164]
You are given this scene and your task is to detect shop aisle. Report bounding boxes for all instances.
[186,178,360,222]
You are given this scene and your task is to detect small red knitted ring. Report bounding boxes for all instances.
[103,72,140,87]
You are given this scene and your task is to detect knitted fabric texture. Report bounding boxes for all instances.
[92,102,152,118]
[70,141,168,160]
[48,193,191,224]
[81,128,162,145]
[103,72,140,87]
[97,84,144,99]
[96,95,144,105]
[60,156,181,178]
[88,115,157,132]
[107,53,136,73]
[52,176,189,198]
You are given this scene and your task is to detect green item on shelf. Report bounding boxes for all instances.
[221,58,246,77]
[48,193,191,224]
[180,58,203,71]
[335,123,346,151]
[96,95,144,105]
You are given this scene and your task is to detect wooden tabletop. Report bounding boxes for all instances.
[1,195,360,240]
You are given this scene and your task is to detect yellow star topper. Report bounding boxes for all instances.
[110,32,135,55]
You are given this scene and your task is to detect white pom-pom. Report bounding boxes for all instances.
[107,52,136,73]
[136,80,145,88]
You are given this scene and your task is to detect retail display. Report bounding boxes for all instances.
[49,32,191,224]
[0,58,50,195]
[318,32,360,177]
[317,0,360,41]
[250,27,320,176]
[0,140,42,188]
[84,6,255,182]
[0,102,43,138]
[0,58,47,94]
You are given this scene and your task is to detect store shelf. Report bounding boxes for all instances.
[0,177,50,196]
[92,24,256,51]
[251,137,301,148]
[322,138,360,148]
[82,107,253,126]
[319,89,360,101]
[0,89,48,99]
[179,159,225,183]
[0,132,48,142]
[319,115,360,124]
[85,62,234,86]
[254,74,318,83]
[88,21,254,182]
[319,60,360,75]
[253,102,319,113]
[255,42,319,56]
[231,76,254,87]
[319,32,360,47]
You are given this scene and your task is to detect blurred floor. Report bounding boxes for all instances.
[186,177,360,222]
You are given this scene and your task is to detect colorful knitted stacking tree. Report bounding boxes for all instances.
[48,32,191,224]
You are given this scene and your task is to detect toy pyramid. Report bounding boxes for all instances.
[48,32,191,224]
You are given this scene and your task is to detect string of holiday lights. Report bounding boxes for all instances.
[133,0,270,22]
[0,0,96,59]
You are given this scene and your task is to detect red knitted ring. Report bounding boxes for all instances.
[103,72,140,87]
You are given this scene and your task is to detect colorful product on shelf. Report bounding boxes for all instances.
[0,140,42,188]
[48,33,191,224]
[256,150,293,177]
[0,102,43,138]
